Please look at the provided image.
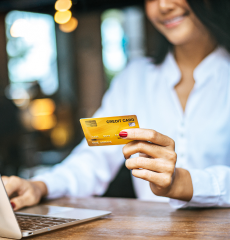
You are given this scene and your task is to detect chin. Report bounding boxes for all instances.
[164,28,196,46]
[166,35,192,46]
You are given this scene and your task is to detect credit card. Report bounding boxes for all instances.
[80,115,139,146]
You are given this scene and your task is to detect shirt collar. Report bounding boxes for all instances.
[161,46,230,88]
[161,51,181,88]
[193,47,230,87]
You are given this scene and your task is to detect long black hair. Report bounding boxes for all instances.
[152,0,230,64]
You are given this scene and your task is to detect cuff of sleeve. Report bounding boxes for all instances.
[31,174,59,199]
[32,172,75,199]
[170,168,220,209]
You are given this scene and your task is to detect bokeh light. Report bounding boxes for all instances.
[59,17,78,33]
[51,126,69,147]
[29,99,56,130]
[54,10,72,24]
[29,98,55,116]
[5,86,30,108]
[55,0,72,12]
[11,88,30,108]
[31,114,57,131]
[10,19,29,38]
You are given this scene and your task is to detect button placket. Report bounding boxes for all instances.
[176,118,187,168]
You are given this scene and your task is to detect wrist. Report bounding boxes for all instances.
[165,168,193,201]
[32,181,48,198]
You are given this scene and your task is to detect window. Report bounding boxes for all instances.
[101,7,145,85]
[5,11,59,95]
[101,9,127,84]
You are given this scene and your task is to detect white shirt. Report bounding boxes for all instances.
[34,47,230,208]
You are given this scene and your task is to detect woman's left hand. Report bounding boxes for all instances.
[121,128,193,201]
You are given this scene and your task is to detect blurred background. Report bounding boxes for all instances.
[0,0,159,198]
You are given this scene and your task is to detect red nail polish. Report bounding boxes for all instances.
[119,131,128,138]
[11,202,16,209]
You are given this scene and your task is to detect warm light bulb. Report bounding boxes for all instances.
[59,17,78,33]
[55,0,72,12]
[54,10,72,24]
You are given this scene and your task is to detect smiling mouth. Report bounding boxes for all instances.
[162,13,188,28]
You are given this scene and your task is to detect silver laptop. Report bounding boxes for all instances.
[0,176,111,239]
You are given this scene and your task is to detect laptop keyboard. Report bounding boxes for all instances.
[16,215,78,231]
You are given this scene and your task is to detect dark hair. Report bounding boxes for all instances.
[152,0,230,64]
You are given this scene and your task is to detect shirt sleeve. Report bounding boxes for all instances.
[32,67,130,199]
[170,165,230,208]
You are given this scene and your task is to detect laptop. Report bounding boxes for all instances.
[0,176,111,239]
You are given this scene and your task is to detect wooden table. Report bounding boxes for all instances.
[22,197,230,239]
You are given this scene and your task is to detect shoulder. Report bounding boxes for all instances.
[125,56,155,72]
[108,55,168,94]
[112,56,158,85]
[124,56,165,86]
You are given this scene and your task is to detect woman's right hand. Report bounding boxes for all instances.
[2,176,48,211]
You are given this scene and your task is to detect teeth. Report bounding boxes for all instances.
[164,16,184,25]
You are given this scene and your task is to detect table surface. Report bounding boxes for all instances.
[15,197,230,239]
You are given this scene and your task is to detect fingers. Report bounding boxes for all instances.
[121,129,177,197]
[120,128,175,149]
[123,140,177,160]
[10,192,38,211]
[126,157,175,173]
[2,176,43,211]
[139,153,150,158]
[131,169,172,189]
[3,176,23,197]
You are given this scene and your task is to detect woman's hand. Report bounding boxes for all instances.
[1,176,48,211]
[121,128,193,201]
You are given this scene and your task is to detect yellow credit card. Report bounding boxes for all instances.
[80,115,139,146]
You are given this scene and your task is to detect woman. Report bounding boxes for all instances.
[3,0,230,210]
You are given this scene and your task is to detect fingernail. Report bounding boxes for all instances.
[11,202,16,210]
[119,131,128,138]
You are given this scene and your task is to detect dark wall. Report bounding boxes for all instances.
[0,0,143,13]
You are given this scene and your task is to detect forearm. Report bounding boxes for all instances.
[164,168,193,201]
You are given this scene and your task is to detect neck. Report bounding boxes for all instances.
[174,36,217,70]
